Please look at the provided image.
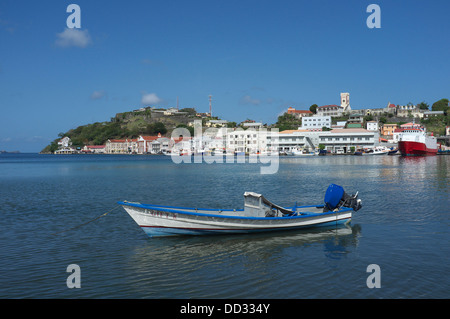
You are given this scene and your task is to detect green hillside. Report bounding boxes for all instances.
[40,108,200,153]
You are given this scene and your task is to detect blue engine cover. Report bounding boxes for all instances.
[324,184,345,210]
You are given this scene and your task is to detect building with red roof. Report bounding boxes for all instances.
[286,107,313,119]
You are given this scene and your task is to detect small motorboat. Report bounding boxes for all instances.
[119,184,362,237]
[287,147,315,157]
[354,146,389,156]
[388,148,398,155]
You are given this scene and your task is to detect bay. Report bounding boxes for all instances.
[0,153,448,299]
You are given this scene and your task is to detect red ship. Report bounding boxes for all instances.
[397,124,437,156]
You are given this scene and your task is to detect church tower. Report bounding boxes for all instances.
[340,92,351,112]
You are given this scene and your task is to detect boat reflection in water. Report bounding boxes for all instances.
[127,224,362,270]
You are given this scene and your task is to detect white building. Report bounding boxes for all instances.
[267,130,315,152]
[55,136,76,154]
[301,116,331,130]
[58,136,72,148]
[316,105,344,117]
[266,128,378,154]
[242,122,263,129]
[318,128,378,153]
[366,121,379,132]
[82,145,106,153]
[105,138,138,154]
[396,104,423,118]
[206,120,228,128]
[227,129,268,154]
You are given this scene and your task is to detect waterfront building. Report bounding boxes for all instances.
[267,129,313,153]
[301,116,331,130]
[136,134,161,154]
[58,137,72,148]
[54,136,76,154]
[226,128,268,154]
[128,139,138,153]
[318,128,378,153]
[266,128,378,154]
[105,138,138,154]
[150,140,161,154]
[105,139,127,154]
[54,146,76,154]
[157,137,171,154]
[82,145,106,154]
[172,136,193,154]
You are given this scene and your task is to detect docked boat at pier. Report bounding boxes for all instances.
[398,125,437,156]
[354,146,390,156]
[119,184,362,237]
[286,147,316,156]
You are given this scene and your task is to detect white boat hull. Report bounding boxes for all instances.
[119,202,353,237]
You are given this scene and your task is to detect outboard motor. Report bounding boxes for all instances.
[323,184,362,212]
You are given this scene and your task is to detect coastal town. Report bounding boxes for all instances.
[49,93,450,156]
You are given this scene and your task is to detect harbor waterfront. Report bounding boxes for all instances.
[0,153,449,298]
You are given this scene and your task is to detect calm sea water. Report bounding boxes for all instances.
[0,153,448,299]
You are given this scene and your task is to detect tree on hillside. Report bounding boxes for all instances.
[176,124,194,136]
[418,101,429,110]
[146,122,167,135]
[309,104,318,114]
[432,98,449,112]
[364,114,374,122]
[274,113,301,131]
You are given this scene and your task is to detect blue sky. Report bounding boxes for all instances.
[1,0,449,152]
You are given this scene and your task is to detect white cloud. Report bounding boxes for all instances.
[141,58,163,66]
[90,90,106,100]
[141,92,162,106]
[55,28,92,48]
[240,95,261,105]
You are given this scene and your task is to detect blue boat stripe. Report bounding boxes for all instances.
[118,201,352,221]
